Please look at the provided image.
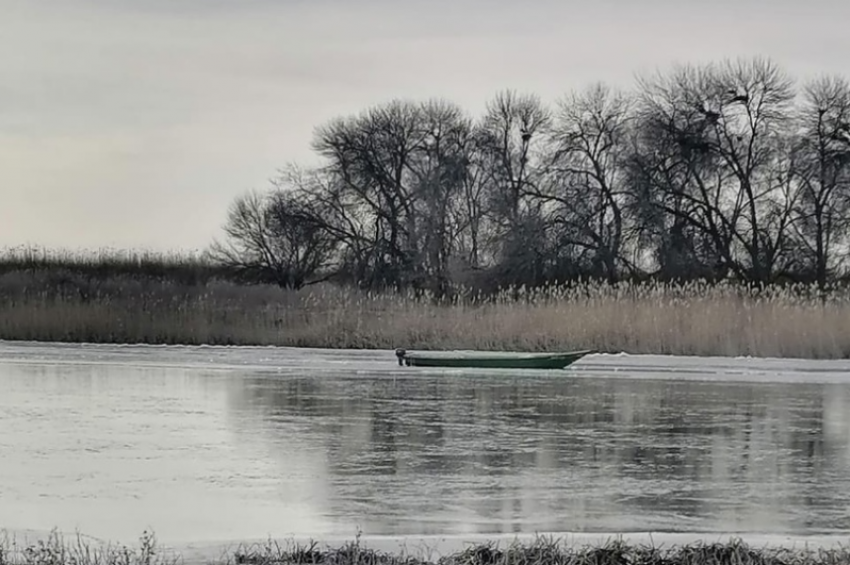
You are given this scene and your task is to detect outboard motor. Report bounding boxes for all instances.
[395,348,407,366]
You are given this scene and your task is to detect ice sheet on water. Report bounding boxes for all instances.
[2,340,850,384]
[3,341,850,547]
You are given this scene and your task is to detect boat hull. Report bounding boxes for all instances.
[400,349,595,370]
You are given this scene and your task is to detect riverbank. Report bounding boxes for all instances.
[2,531,849,565]
[2,266,850,358]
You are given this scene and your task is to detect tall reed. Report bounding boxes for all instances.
[2,259,850,358]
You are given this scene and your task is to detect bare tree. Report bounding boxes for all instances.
[532,83,635,281]
[309,99,478,294]
[709,58,798,281]
[408,100,478,295]
[628,64,737,280]
[629,58,797,283]
[311,101,426,288]
[453,127,493,270]
[208,188,337,289]
[476,90,551,285]
[790,75,850,288]
[213,59,850,292]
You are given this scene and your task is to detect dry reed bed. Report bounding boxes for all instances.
[2,531,849,565]
[0,247,221,284]
[2,267,850,358]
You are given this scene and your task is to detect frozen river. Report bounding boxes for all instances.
[2,340,850,554]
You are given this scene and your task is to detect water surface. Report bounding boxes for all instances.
[2,341,850,547]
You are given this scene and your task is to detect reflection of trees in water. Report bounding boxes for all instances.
[230,373,850,532]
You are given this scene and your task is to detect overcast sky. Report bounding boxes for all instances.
[2,0,848,253]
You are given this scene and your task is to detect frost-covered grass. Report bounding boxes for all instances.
[0,531,168,565]
[1,531,849,565]
[2,248,850,358]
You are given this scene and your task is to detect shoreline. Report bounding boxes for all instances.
[3,341,850,387]
[177,531,850,558]
[6,337,850,362]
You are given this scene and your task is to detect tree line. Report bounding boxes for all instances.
[210,57,850,295]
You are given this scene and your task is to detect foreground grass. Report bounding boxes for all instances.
[1,531,849,565]
[2,248,850,358]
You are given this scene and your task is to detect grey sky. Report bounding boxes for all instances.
[2,0,848,252]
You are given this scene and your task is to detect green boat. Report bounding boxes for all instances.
[394,348,596,370]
